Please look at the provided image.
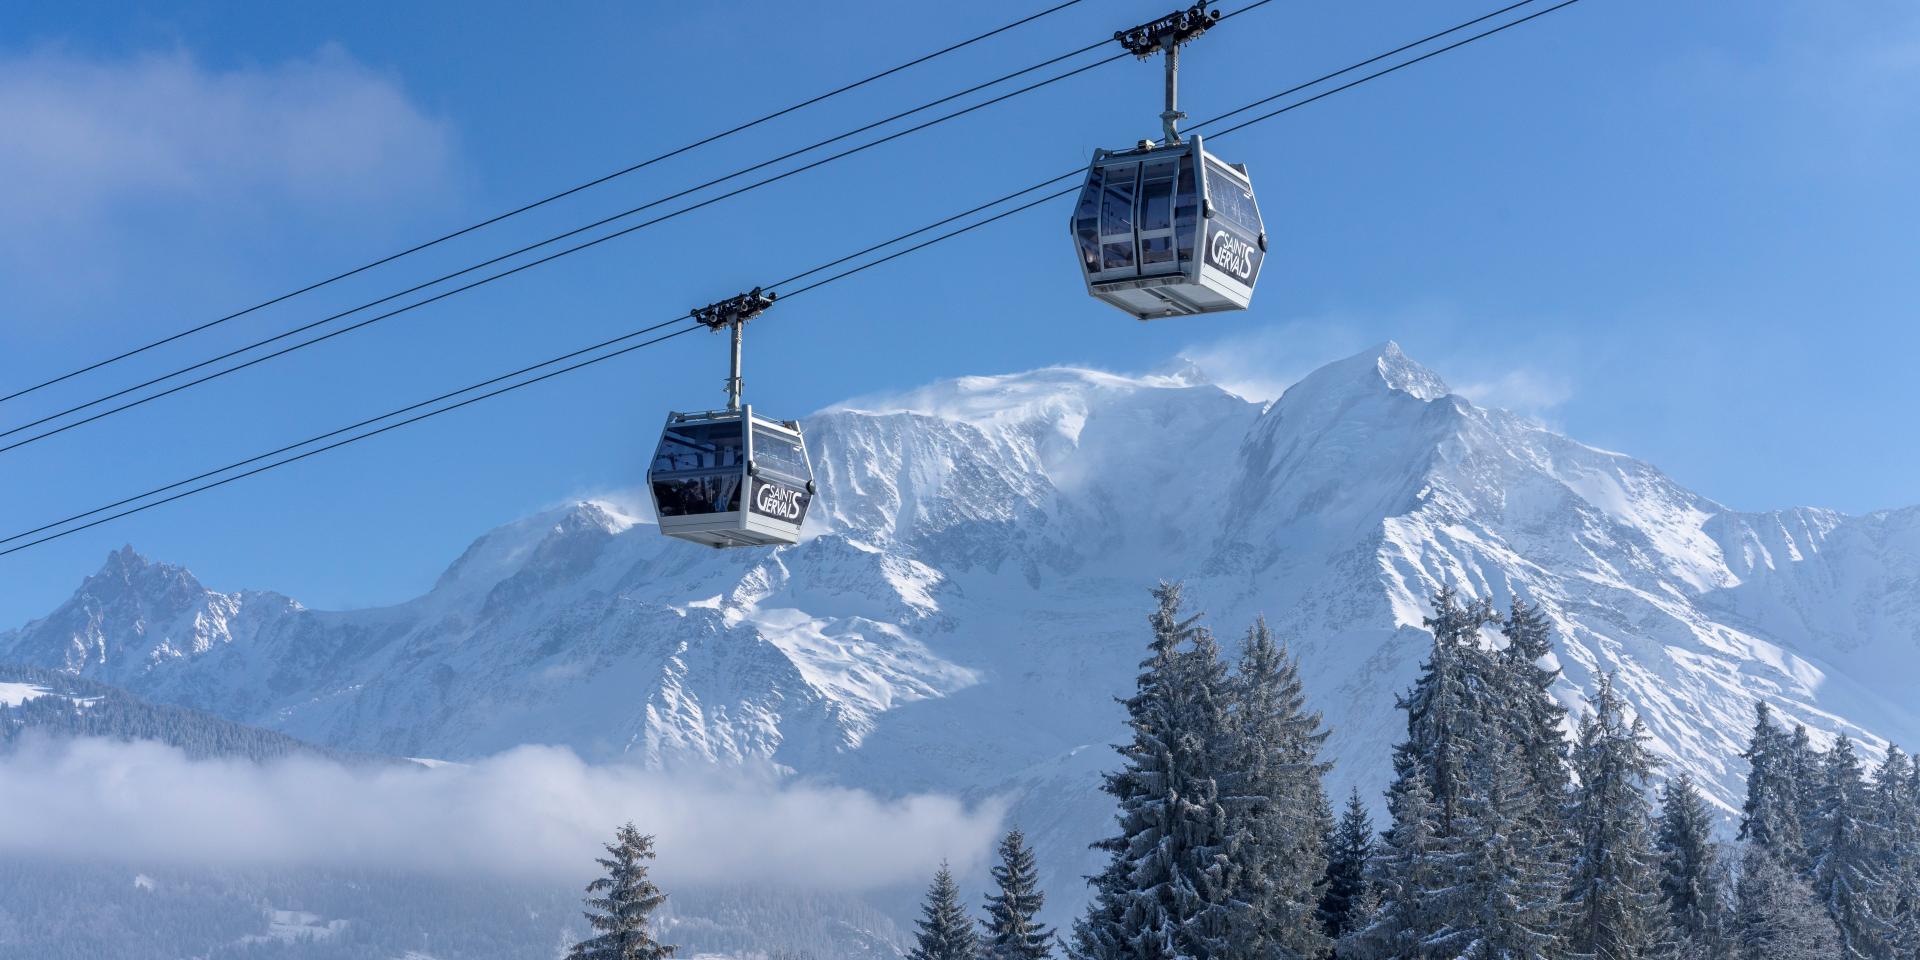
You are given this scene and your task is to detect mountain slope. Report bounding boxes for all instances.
[6,342,1917,918]
[0,664,392,765]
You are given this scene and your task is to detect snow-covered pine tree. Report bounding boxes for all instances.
[1497,598,1574,841]
[1565,673,1669,959]
[1225,616,1333,959]
[1339,881,1384,960]
[1076,855,1132,960]
[1738,702,1805,866]
[1340,770,1446,960]
[1182,619,1242,956]
[1389,588,1572,957]
[1733,846,1840,960]
[1433,743,1564,960]
[1785,724,1823,873]
[1699,854,1741,960]
[1392,587,1501,834]
[568,823,675,960]
[984,829,1054,960]
[1807,735,1894,958]
[1870,748,1918,958]
[1318,788,1375,943]
[1309,792,1337,949]
[912,862,983,960]
[1656,773,1729,957]
[1072,582,1237,960]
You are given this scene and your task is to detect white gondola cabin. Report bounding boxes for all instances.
[649,288,815,549]
[648,405,814,548]
[1071,134,1265,320]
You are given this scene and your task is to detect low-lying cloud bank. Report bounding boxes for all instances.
[0,737,1004,889]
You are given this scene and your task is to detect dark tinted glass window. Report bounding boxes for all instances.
[752,426,809,481]
[1100,163,1136,236]
[1140,160,1176,231]
[1175,163,1198,259]
[1074,169,1102,271]
[652,476,742,517]
[652,421,743,474]
[1205,160,1261,234]
[1141,235,1174,266]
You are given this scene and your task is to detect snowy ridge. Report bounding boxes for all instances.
[5,341,1919,919]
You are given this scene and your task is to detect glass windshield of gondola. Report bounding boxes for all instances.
[651,420,743,517]
[1201,157,1263,290]
[1204,159,1260,234]
[751,423,809,482]
[1138,157,1178,270]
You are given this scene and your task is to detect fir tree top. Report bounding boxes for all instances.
[984,829,1053,960]
[568,822,675,960]
[911,862,982,960]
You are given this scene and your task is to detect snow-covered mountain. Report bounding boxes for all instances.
[6,342,1918,916]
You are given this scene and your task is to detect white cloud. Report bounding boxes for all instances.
[0,737,1006,889]
[0,44,455,226]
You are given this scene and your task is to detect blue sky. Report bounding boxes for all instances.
[0,0,1916,626]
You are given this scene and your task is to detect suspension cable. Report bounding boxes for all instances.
[2,0,1300,450]
[0,0,1586,558]
[0,172,1095,552]
[0,0,1094,406]
[0,35,1136,455]
[0,42,1133,456]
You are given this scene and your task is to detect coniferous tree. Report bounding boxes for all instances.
[1564,674,1668,959]
[1373,588,1568,959]
[568,823,675,960]
[1701,853,1742,960]
[1073,582,1237,960]
[1785,725,1823,873]
[984,830,1053,960]
[1497,598,1574,850]
[1733,846,1840,960]
[1339,882,1384,960]
[1807,735,1894,958]
[1438,744,1564,960]
[1391,587,1502,833]
[1227,616,1333,960]
[1341,770,1447,960]
[1738,703,1805,865]
[912,863,983,960]
[1656,774,1728,958]
[1319,789,1375,944]
[1182,622,1242,956]
[1870,748,1919,958]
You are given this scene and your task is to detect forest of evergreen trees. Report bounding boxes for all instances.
[877,582,1920,960]
[0,664,392,766]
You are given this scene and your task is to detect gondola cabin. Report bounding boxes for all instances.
[1071,134,1265,320]
[648,406,814,548]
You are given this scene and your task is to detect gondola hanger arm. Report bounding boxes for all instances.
[691,288,777,331]
[1115,1,1221,58]
[1116,2,1223,145]
[691,288,777,411]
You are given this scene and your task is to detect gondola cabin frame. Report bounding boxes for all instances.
[1071,134,1265,320]
[648,405,815,548]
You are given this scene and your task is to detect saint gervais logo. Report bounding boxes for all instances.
[1207,227,1259,282]
[751,478,810,523]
